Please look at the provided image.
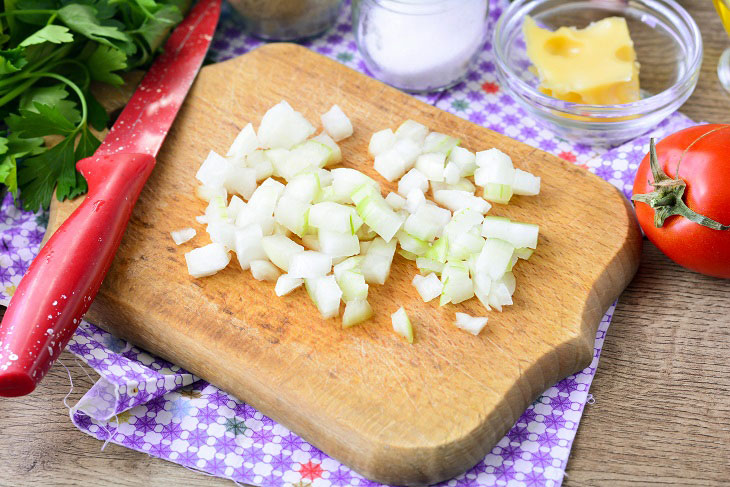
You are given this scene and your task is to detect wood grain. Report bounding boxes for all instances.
[40,44,640,485]
[1,2,729,486]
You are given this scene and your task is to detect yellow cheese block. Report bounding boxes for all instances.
[523,16,640,105]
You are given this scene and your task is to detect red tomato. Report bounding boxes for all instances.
[632,124,730,278]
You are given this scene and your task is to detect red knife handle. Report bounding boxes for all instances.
[0,153,155,397]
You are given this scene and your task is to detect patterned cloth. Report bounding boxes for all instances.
[0,1,695,486]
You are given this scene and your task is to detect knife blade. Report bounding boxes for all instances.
[0,0,222,397]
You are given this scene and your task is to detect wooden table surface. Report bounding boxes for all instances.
[1,2,728,486]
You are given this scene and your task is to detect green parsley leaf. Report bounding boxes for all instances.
[0,137,8,156]
[0,155,19,197]
[6,132,45,159]
[87,44,127,85]
[0,47,28,74]
[17,137,75,211]
[84,89,110,132]
[6,102,77,138]
[19,25,75,47]
[58,4,132,48]
[74,126,101,161]
[19,84,82,125]
[139,4,182,53]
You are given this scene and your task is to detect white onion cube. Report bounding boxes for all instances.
[250,259,281,281]
[258,100,315,149]
[321,104,353,142]
[185,243,231,278]
[288,251,333,278]
[170,228,196,245]
[369,129,395,157]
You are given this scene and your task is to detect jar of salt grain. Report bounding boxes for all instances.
[229,0,344,41]
[353,0,490,92]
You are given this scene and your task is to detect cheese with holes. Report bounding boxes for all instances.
[523,16,640,105]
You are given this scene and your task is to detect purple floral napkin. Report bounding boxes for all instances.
[0,1,695,486]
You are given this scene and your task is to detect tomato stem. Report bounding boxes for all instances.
[631,138,730,231]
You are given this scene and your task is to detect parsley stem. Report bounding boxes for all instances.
[0,45,71,90]
[53,60,91,91]
[0,78,40,108]
[36,73,88,133]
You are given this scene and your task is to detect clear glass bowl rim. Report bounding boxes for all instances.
[359,0,487,15]
[492,0,703,118]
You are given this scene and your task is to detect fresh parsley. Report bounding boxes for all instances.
[0,0,190,211]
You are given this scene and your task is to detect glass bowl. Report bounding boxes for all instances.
[493,0,702,145]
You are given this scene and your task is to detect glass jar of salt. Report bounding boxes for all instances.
[353,0,489,93]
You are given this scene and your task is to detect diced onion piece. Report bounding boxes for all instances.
[398,168,429,197]
[279,141,332,181]
[288,251,333,278]
[482,183,514,204]
[434,190,491,215]
[351,185,405,243]
[385,192,406,210]
[513,168,541,196]
[205,195,230,224]
[274,195,310,238]
[235,178,284,231]
[514,247,534,260]
[333,256,363,278]
[331,168,380,203]
[488,274,515,311]
[258,100,315,149]
[415,153,446,182]
[482,216,539,249]
[196,215,208,224]
[473,272,492,311]
[393,138,421,167]
[397,230,429,256]
[250,259,280,281]
[454,312,488,335]
[227,123,259,162]
[369,128,395,157]
[342,299,373,327]
[196,150,231,188]
[412,273,443,302]
[398,248,418,260]
[423,132,459,155]
[264,148,289,178]
[448,146,476,177]
[185,243,231,278]
[312,132,342,165]
[416,257,444,275]
[337,269,369,302]
[235,224,267,270]
[476,238,515,280]
[307,275,342,318]
[321,104,353,141]
[439,260,474,305]
[309,202,363,234]
[301,234,320,251]
[404,188,426,214]
[448,231,485,261]
[431,179,476,194]
[171,227,196,245]
[423,236,449,263]
[247,150,274,181]
[374,147,409,182]
[283,172,321,203]
[391,307,414,343]
[443,208,484,239]
[225,166,257,200]
[395,120,428,144]
[404,204,451,241]
[228,195,245,220]
[443,162,461,184]
[318,229,360,257]
[206,221,237,249]
[361,237,396,284]
[475,150,514,183]
[196,184,226,202]
[261,235,304,271]
[275,274,303,296]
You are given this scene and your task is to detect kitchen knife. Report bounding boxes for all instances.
[0,0,222,397]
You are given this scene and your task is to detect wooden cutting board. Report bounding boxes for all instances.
[46,43,642,485]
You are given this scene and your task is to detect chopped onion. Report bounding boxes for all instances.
[416,257,444,275]
[512,168,541,196]
[246,150,274,181]
[404,204,451,241]
[374,147,409,182]
[397,230,429,256]
[398,168,429,197]
[275,274,303,296]
[391,307,414,343]
[227,195,245,220]
[440,260,474,305]
[361,237,396,284]
[454,312,488,335]
[412,273,442,302]
[369,128,395,157]
[261,235,304,271]
[312,133,342,166]
[185,243,230,278]
[258,100,315,149]
[434,189,491,215]
[235,224,267,270]
[227,123,259,162]
[342,299,373,327]
[171,227,196,245]
[318,229,360,257]
[206,220,237,250]
[337,269,368,302]
[448,146,476,177]
[196,150,231,188]
[308,275,342,318]
[423,132,459,155]
[309,202,362,234]
[196,184,226,203]
[395,120,428,144]
[482,216,539,249]
[351,184,405,243]
[404,188,426,214]
[385,192,406,210]
[250,259,280,281]
[321,104,353,142]
[415,153,446,182]
[274,195,310,238]
[476,238,515,280]
[288,251,333,278]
